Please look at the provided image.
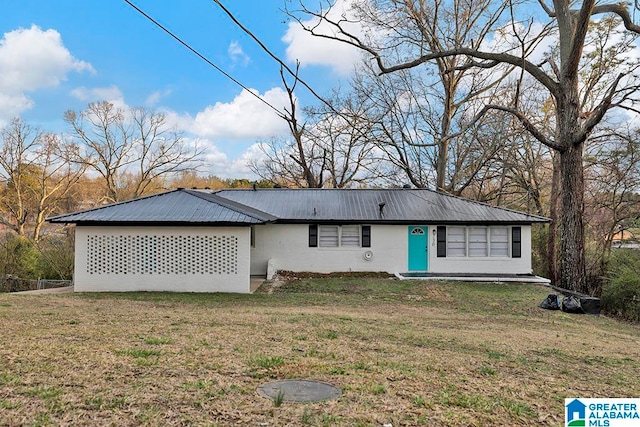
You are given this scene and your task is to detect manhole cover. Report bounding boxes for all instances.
[257,379,341,403]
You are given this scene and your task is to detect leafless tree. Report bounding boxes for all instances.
[64,101,203,202]
[0,118,41,237]
[584,127,640,285]
[292,0,640,293]
[0,118,85,242]
[248,66,326,188]
[249,65,390,188]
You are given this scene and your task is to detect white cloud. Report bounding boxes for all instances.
[282,0,365,75]
[228,41,250,67]
[69,85,129,112]
[193,139,259,179]
[0,25,93,120]
[183,87,291,140]
[145,89,172,107]
[70,85,124,103]
[0,92,33,121]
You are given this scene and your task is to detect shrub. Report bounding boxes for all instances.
[0,233,74,292]
[601,250,640,322]
[0,234,40,278]
[36,236,74,280]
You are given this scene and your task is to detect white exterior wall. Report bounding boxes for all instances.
[74,226,251,293]
[251,224,407,274]
[427,225,533,274]
[250,223,533,275]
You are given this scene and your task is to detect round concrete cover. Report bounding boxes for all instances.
[257,379,341,402]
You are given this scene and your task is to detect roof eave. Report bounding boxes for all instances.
[54,220,263,227]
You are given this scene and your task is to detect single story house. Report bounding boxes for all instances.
[48,188,550,293]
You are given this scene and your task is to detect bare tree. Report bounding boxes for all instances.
[304,89,393,187]
[250,65,390,188]
[65,101,203,202]
[584,127,640,284]
[0,118,41,237]
[293,0,640,293]
[327,0,514,191]
[0,118,85,242]
[30,134,86,242]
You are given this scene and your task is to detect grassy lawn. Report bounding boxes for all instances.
[1,279,638,426]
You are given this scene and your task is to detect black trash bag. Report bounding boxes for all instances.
[561,295,584,314]
[539,294,562,310]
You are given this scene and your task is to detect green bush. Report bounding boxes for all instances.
[0,233,74,292]
[601,249,640,322]
[0,234,40,278]
[36,236,74,280]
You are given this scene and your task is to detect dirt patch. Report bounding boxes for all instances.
[255,271,395,294]
[277,270,395,280]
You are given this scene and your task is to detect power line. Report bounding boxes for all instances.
[211,0,336,113]
[122,0,286,118]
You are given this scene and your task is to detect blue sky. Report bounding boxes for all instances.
[0,0,362,177]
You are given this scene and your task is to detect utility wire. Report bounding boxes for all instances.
[122,0,286,118]
[211,0,340,117]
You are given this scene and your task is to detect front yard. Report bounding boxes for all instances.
[1,278,638,426]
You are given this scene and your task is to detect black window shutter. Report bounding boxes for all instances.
[309,224,318,247]
[512,227,521,258]
[362,226,371,247]
[437,226,447,257]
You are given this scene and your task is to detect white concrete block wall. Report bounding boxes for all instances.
[427,225,533,274]
[250,223,533,275]
[74,226,251,293]
[250,224,407,275]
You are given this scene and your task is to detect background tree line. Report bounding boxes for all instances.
[2,0,640,319]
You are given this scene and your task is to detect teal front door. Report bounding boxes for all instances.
[408,226,428,271]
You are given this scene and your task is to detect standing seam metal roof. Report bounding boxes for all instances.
[47,189,272,224]
[213,188,549,224]
[47,188,550,224]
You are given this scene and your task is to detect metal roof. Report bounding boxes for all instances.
[48,188,549,225]
[47,189,274,225]
[214,188,549,224]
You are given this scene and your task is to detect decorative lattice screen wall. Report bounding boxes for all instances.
[86,234,238,275]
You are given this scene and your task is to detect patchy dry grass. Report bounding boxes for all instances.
[1,279,638,426]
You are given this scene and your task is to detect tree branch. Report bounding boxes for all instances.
[475,104,561,151]
[592,3,640,33]
[575,72,625,144]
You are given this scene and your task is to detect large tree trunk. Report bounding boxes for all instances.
[558,141,588,293]
[547,152,561,284]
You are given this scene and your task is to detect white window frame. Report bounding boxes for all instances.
[340,225,361,247]
[468,226,488,257]
[318,225,362,248]
[490,227,510,257]
[447,226,467,257]
[446,226,513,258]
[319,225,340,247]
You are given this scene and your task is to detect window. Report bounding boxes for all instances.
[468,227,488,257]
[310,225,369,248]
[341,225,360,247]
[490,227,509,257]
[438,225,520,258]
[319,226,339,247]
[447,227,466,256]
